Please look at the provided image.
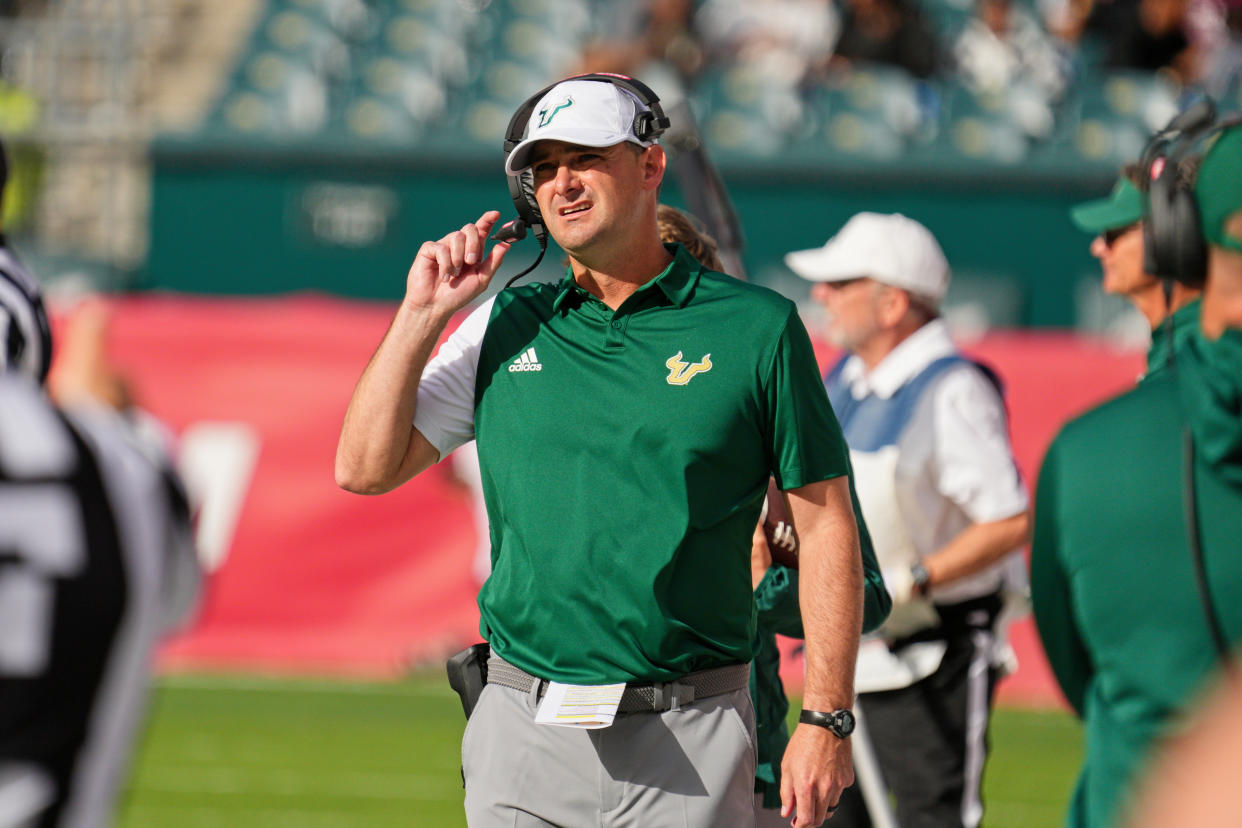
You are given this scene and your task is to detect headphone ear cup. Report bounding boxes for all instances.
[1144,166,1208,286]
[506,170,541,227]
[1142,208,1160,277]
[519,171,543,232]
[1146,166,1178,278]
[1170,187,1207,286]
[504,169,547,246]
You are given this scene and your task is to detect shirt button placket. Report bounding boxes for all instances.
[605,315,627,349]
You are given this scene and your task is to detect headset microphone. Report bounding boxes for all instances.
[491,219,529,243]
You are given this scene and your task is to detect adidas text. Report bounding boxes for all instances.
[509,348,543,372]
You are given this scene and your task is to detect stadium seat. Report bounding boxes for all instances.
[1059,70,1180,164]
[689,63,807,156]
[937,81,1030,163]
[190,0,1211,175]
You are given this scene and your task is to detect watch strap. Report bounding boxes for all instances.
[799,708,854,738]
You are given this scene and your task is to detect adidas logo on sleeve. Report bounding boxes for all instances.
[508,347,543,372]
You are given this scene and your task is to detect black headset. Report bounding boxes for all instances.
[1141,99,1242,287]
[493,73,671,286]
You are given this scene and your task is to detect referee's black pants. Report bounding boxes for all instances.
[832,598,1002,828]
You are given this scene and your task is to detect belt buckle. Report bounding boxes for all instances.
[651,680,695,711]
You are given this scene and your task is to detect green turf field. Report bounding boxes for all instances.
[117,672,1082,827]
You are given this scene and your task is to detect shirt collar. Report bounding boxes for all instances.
[551,243,701,313]
[842,318,957,399]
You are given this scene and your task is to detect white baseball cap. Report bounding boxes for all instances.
[785,212,951,306]
[504,79,658,175]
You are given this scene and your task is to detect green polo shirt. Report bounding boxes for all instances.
[473,244,851,685]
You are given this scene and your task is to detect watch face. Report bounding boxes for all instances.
[834,709,856,737]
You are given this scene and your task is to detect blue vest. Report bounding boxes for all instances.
[824,354,1003,451]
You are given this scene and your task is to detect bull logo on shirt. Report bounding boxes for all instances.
[665,351,713,386]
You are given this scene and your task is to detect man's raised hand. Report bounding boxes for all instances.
[406,211,513,314]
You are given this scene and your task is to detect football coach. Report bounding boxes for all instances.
[336,74,872,827]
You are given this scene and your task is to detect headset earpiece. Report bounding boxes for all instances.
[500,165,545,245]
[1145,151,1207,286]
[1141,100,1242,287]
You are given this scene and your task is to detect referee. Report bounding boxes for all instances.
[0,139,200,827]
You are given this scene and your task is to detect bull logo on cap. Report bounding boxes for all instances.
[538,96,573,128]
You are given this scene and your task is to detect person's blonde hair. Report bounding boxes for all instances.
[657,204,724,272]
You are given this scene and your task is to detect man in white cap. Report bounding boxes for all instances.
[787,213,1029,828]
[338,75,870,827]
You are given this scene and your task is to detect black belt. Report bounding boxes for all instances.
[889,591,1005,652]
[486,654,751,713]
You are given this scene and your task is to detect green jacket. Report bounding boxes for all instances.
[751,478,890,808]
[1142,298,1200,383]
[1031,325,1242,828]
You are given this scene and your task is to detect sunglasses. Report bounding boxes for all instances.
[1102,223,1139,248]
[823,277,869,289]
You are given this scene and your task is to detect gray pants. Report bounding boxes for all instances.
[462,682,758,827]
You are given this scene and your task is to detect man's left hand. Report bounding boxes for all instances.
[780,723,854,827]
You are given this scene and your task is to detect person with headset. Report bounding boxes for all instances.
[1069,161,1202,381]
[786,213,1031,828]
[1030,103,1242,828]
[336,75,869,827]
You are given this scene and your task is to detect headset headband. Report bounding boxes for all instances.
[1139,100,1226,182]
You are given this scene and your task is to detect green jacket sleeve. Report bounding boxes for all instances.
[755,564,803,638]
[1030,436,1093,717]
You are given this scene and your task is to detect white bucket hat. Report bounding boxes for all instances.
[505,79,658,175]
[785,212,951,306]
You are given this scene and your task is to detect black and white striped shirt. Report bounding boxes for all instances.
[0,238,52,384]
[0,375,199,828]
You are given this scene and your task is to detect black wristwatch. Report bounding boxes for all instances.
[799,708,856,738]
